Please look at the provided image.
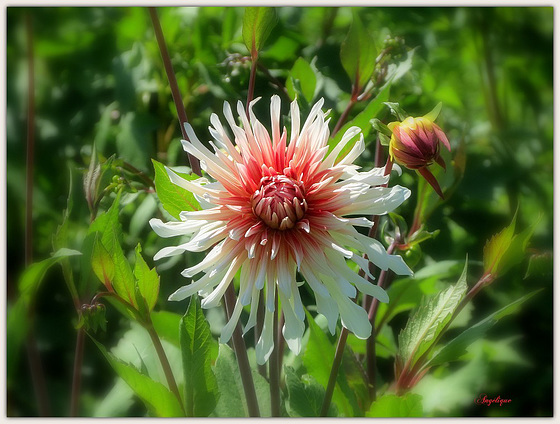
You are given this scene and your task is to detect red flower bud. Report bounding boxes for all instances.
[388,116,451,199]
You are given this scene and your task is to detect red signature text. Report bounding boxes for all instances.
[475,393,512,407]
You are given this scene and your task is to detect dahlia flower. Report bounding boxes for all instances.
[150,96,412,364]
[388,115,451,199]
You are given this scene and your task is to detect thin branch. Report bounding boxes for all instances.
[148,7,201,176]
[145,319,185,413]
[24,13,51,416]
[224,285,260,417]
[269,288,280,417]
[320,327,348,417]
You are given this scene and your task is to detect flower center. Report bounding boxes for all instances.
[251,175,308,230]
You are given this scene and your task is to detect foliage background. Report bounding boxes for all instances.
[6,6,553,417]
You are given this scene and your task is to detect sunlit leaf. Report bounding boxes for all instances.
[134,244,160,313]
[340,11,376,90]
[152,159,200,220]
[285,366,337,417]
[286,57,317,102]
[242,7,277,55]
[366,393,423,417]
[180,296,219,417]
[397,261,468,371]
[90,337,184,417]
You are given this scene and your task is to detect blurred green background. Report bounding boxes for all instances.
[7,7,553,417]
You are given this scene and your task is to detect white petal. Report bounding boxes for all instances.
[220,298,243,344]
[256,306,275,365]
[279,290,305,355]
[149,218,206,238]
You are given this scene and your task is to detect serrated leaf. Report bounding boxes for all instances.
[340,11,376,90]
[397,261,468,370]
[366,393,423,417]
[180,296,219,417]
[213,343,271,417]
[90,337,184,417]
[427,289,542,367]
[525,251,553,279]
[91,235,115,291]
[483,212,517,276]
[242,7,277,55]
[286,57,317,102]
[134,244,159,312]
[285,366,337,417]
[152,159,200,220]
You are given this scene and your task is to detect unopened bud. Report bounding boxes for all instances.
[388,115,451,199]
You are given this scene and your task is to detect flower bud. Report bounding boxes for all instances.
[388,116,451,198]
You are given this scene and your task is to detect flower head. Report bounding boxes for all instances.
[388,115,451,198]
[150,96,412,364]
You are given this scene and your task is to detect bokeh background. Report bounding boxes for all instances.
[6,7,553,417]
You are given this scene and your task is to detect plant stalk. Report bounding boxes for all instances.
[320,327,348,416]
[269,288,280,417]
[145,319,184,413]
[224,285,260,417]
[148,7,201,176]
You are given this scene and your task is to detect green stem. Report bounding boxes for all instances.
[148,7,201,176]
[269,288,280,417]
[332,98,356,137]
[320,327,348,417]
[145,318,185,414]
[366,241,397,399]
[224,285,260,417]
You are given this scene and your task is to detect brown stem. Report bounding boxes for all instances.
[70,327,85,416]
[269,288,280,417]
[24,13,51,417]
[366,241,397,398]
[148,7,201,176]
[224,285,260,417]
[332,98,356,138]
[256,62,290,100]
[320,327,348,416]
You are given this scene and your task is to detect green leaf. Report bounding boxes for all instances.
[340,11,376,90]
[327,82,391,158]
[242,7,277,55]
[90,337,184,417]
[18,249,82,305]
[383,101,408,121]
[397,261,468,370]
[525,251,553,279]
[151,311,183,348]
[180,296,219,417]
[367,393,423,417]
[134,244,160,313]
[286,57,317,102]
[213,343,272,417]
[483,212,517,276]
[427,290,541,367]
[152,159,200,220]
[91,234,115,290]
[285,366,337,417]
